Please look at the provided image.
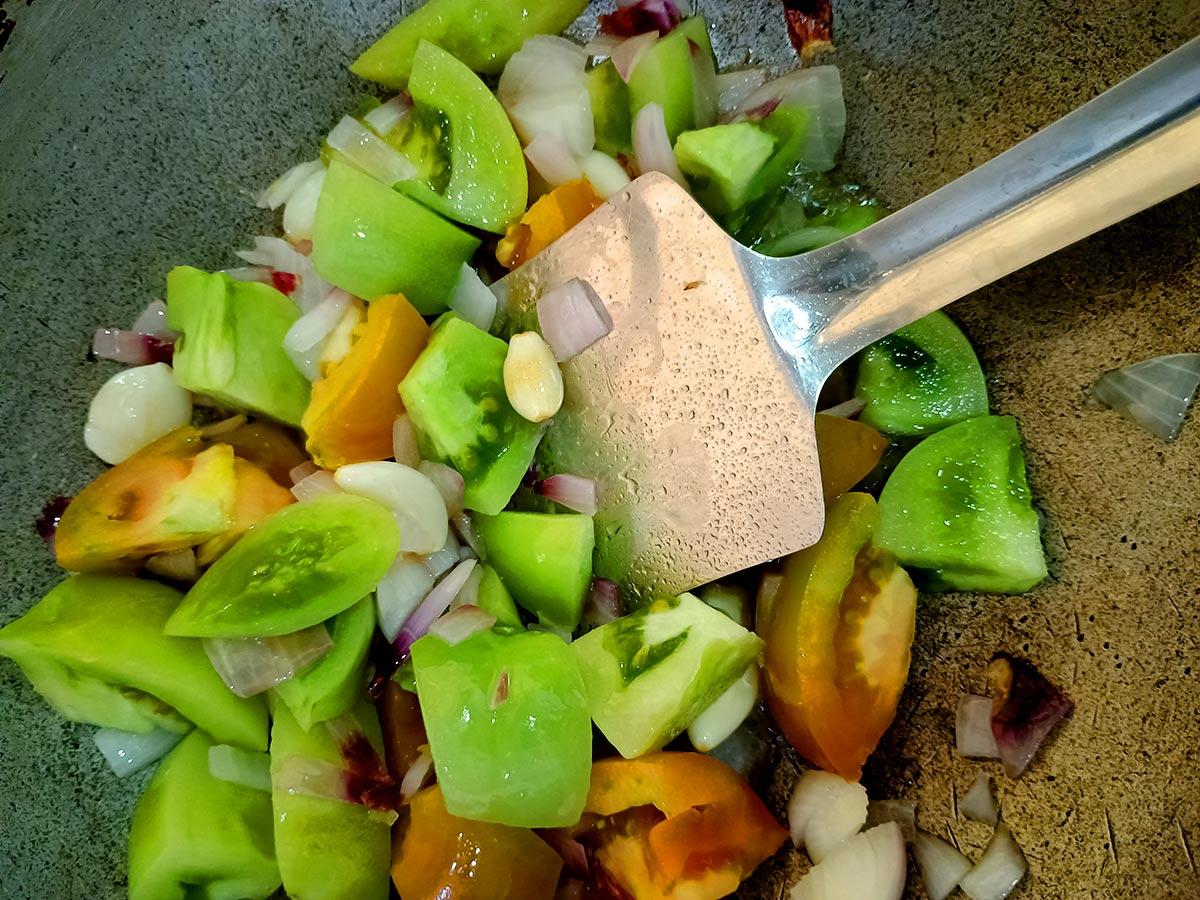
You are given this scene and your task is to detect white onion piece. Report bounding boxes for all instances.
[787,769,869,863]
[335,461,449,554]
[223,266,272,284]
[448,264,498,332]
[423,531,462,580]
[284,289,353,380]
[690,41,719,129]
[819,396,867,418]
[790,822,906,900]
[960,771,999,825]
[865,800,916,843]
[289,461,320,484]
[717,68,768,117]
[687,664,757,752]
[418,461,465,516]
[94,727,186,778]
[452,512,486,559]
[257,158,324,210]
[581,151,632,199]
[399,748,434,801]
[375,554,435,642]
[84,364,192,465]
[958,824,1027,900]
[611,31,658,82]
[363,95,413,136]
[1089,352,1200,442]
[912,830,973,900]
[92,328,168,366]
[525,133,585,187]
[538,474,599,515]
[391,414,422,468]
[499,36,594,157]
[319,299,364,368]
[203,626,333,698]
[208,744,272,792]
[282,167,327,244]
[395,559,478,656]
[291,470,342,503]
[274,755,399,826]
[144,548,199,582]
[504,332,564,423]
[633,103,687,186]
[452,562,483,609]
[131,299,176,338]
[536,278,613,362]
[956,693,1001,759]
[735,66,846,173]
[236,236,330,312]
[327,115,419,186]
[428,604,496,646]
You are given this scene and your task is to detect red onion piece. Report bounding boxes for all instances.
[391,414,422,468]
[524,132,584,187]
[537,474,599,515]
[291,470,341,503]
[610,31,658,81]
[913,830,972,900]
[601,0,686,37]
[131,299,176,339]
[582,34,623,59]
[536,828,590,878]
[92,328,174,366]
[423,532,462,580]
[957,823,1027,900]
[394,559,478,658]
[274,756,397,825]
[536,278,613,362]
[447,264,498,333]
[236,236,331,312]
[203,626,332,698]
[956,693,1001,759]
[733,66,845,173]
[428,604,496,646]
[399,748,434,801]
[418,461,465,516]
[633,103,688,186]
[987,653,1074,778]
[582,578,622,631]
[375,554,436,642]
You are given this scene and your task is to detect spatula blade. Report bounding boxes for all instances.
[496,174,824,603]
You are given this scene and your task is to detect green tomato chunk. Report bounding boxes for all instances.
[165,495,400,638]
[128,730,281,900]
[628,16,716,141]
[412,628,592,827]
[0,575,267,750]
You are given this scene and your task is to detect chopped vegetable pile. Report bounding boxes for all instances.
[5,1,1099,899]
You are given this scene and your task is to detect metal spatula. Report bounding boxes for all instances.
[495,38,1200,602]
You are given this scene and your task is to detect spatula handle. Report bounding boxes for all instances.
[773,36,1200,377]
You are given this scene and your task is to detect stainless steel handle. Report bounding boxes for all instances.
[755,36,1200,382]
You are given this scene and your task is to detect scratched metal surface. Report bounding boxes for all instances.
[1,1,1198,898]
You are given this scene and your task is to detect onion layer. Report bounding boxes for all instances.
[208,744,272,792]
[427,604,496,646]
[94,727,186,778]
[912,830,972,900]
[1089,352,1200,442]
[203,626,333,698]
[958,824,1027,900]
[394,559,478,658]
[537,473,599,515]
[375,554,436,642]
[633,103,688,185]
[327,115,419,186]
[787,769,869,863]
[536,278,614,362]
[960,771,999,825]
[447,264,498,332]
[790,822,905,900]
[956,693,1000,759]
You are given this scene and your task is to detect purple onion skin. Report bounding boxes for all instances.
[988,653,1075,778]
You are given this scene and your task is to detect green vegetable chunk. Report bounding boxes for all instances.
[270,700,391,900]
[628,16,716,141]
[588,60,632,156]
[274,596,375,731]
[876,415,1048,593]
[571,592,762,758]
[311,160,480,313]
[399,41,527,233]
[0,575,267,750]
[412,628,592,827]
[855,311,989,436]
[166,495,400,638]
[399,315,543,515]
[351,0,588,88]
[167,266,310,426]
[475,564,523,627]
[129,731,281,900]
[675,122,778,217]
[474,511,594,629]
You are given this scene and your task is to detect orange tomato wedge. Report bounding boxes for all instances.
[195,458,294,565]
[814,413,887,501]
[217,420,308,486]
[496,179,605,269]
[302,293,430,469]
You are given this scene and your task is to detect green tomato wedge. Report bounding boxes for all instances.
[855,311,989,436]
[876,415,1047,593]
[675,122,778,218]
[270,700,391,900]
[588,59,632,156]
[0,575,268,750]
[165,495,400,638]
[412,628,592,827]
[399,42,526,233]
[351,0,589,88]
[129,731,281,900]
[628,16,716,141]
[474,564,522,627]
[311,160,480,313]
[571,592,762,758]
[273,596,375,731]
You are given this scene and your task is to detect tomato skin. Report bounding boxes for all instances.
[762,492,916,780]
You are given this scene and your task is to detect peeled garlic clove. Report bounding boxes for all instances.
[84,363,193,464]
[504,331,564,423]
[334,461,448,554]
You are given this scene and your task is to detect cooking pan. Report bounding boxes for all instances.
[0,1,1197,897]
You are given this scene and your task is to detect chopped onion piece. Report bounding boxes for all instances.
[223,266,272,284]
[291,469,342,502]
[452,512,486,559]
[131,299,176,339]
[960,771,999,825]
[284,289,353,380]
[289,461,320,484]
[92,328,173,366]
[144,548,199,583]
[257,158,324,210]
[525,132,585,187]
[84,364,192,465]
[866,800,917,843]
[424,531,462,580]
[363,95,413,136]
[499,36,594,158]
[274,755,400,824]
[236,236,330,312]
[717,68,768,117]
[958,824,1027,900]
[735,66,846,173]
[94,727,186,778]
[819,396,867,418]
[787,769,869,863]
[581,150,632,199]
[428,604,496,646]
[582,578,622,631]
[790,822,905,900]
[956,693,1001,759]
[602,0,687,36]
[690,39,719,128]
[208,744,272,792]
[611,31,658,81]
[687,664,758,752]
[633,103,687,186]
[504,332,564,423]
[536,474,599,515]
[582,33,623,59]
[419,461,465,516]
[400,748,434,801]
[376,554,436,642]
[447,264,498,332]
[1089,352,1200,442]
[335,461,449,555]
[913,830,973,900]
[536,278,613,362]
[987,653,1074,778]
[282,167,326,244]
[395,559,478,657]
[453,562,484,609]
[327,115,419,186]
[203,626,332,698]
[391,414,422,468]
